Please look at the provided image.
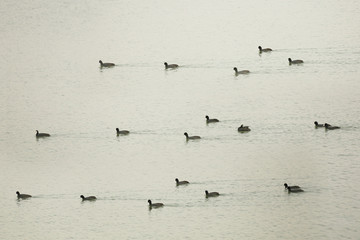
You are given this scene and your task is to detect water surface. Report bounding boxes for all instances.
[1,0,360,239]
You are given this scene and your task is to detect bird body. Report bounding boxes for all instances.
[284,183,301,189]
[164,62,179,69]
[205,190,220,198]
[238,125,251,132]
[184,132,201,140]
[206,115,219,123]
[314,121,325,127]
[116,128,130,135]
[258,46,272,53]
[99,60,115,67]
[80,195,97,201]
[234,67,250,75]
[288,58,304,65]
[148,199,164,208]
[325,123,340,130]
[16,191,32,199]
[175,178,189,186]
[36,130,50,138]
[287,186,304,193]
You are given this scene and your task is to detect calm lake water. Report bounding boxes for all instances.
[1,0,360,239]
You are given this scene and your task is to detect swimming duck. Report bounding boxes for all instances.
[205,190,220,198]
[99,60,115,68]
[116,128,130,135]
[36,130,50,138]
[284,183,301,189]
[325,123,340,130]
[148,199,164,208]
[233,67,250,75]
[238,125,251,132]
[184,132,201,140]
[258,46,272,53]
[314,121,325,128]
[16,191,32,199]
[288,58,304,65]
[206,115,219,123]
[80,195,97,201]
[175,178,189,186]
[287,186,304,193]
[164,62,179,69]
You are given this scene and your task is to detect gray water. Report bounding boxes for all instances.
[1,0,360,239]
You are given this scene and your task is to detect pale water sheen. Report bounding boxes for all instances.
[1,0,360,239]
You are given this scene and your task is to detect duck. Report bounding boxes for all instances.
[284,183,301,190]
[287,186,304,193]
[116,128,130,135]
[36,130,50,138]
[238,124,251,132]
[80,195,97,201]
[233,67,250,75]
[164,62,179,69]
[205,190,220,198]
[258,46,272,53]
[184,132,201,140]
[206,115,219,123]
[16,191,32,199]
[175,178,189,186]
[314,121,325,128]
[288,58,304,65]
[325,123,340,130]
[99,60,115,68]
[148,199,164,208]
